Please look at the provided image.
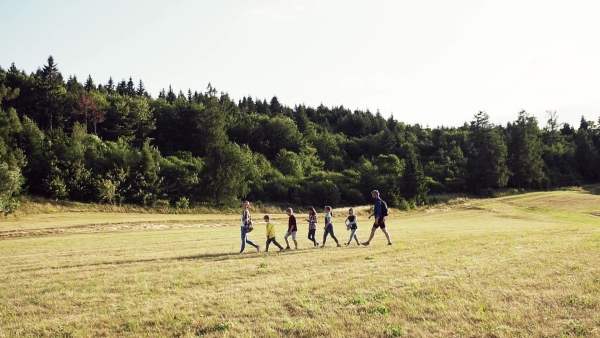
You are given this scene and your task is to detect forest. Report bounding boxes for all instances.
[1,56,599,214]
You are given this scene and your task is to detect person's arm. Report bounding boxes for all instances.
[344,216,350,226]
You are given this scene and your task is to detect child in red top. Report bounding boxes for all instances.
[284,207,298,250]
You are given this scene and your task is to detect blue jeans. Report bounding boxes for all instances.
[348,228,359,244]
[240,226,258,253]
[323,225,339,245]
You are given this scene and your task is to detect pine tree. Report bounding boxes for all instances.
[38,55,64,130]
[106,77,115,94]
[507,111,545,188]
[467,111,509,194]
[136,79,147,97]
[166,85,175,103]
[401,145,429,206]
[126,77,135,96]
[84,75,95,91]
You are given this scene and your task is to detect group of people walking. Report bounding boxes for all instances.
[239,190,393,254]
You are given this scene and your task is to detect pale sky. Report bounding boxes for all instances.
[1,0,599,128]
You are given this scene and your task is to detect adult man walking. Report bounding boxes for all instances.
[362,190,392,246]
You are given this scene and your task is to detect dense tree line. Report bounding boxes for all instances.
[1,56,599,213]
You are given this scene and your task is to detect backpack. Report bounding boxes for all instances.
[380,200,389,217]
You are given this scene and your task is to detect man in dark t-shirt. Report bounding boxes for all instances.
[362,190,392,246]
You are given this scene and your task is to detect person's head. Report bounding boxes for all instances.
[286,207,293,216]
[263,215,270,222]
[325,206,333,216]
[349,207,354,215]
[371,190,380,199]
[242,200,250,209]
[308,207,316,215]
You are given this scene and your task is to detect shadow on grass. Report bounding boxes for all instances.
[582,184,600,195]
[11,243,370,273]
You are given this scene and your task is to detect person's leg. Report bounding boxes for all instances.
[266,238,272,252]
[246,235,259,250]
[349,228,358,245]
[322,226,330,246]
[329,226,340,246]
[292,232,298,249]
[240,227,247,253]
[381,226,392,244]
[353,229,361,245]
[362,226,376,245]
[273,238,284,250]
[309,229,318,246]
[284,232,291,249]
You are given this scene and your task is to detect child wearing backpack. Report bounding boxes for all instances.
[362,190,392,246]
[344,207,360,246]
[321,206,341,248]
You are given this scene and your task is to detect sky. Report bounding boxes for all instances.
[1,0,599,128]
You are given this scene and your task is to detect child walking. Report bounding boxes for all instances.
[344,208,361,246]
[321,206,341,248]
[264,215,284,252]
[284,208,298,250]
[306,207,319,247]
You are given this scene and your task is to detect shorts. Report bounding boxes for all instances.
[372,217,386,229]
[284,231,297,240]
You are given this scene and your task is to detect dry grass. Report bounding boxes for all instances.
[1,188,599,337]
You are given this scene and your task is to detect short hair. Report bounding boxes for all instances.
[286,207,293,213]
[263,215,270,220]
[371,190,380,195]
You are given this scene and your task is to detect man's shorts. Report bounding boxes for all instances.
[284,231,297,240]
[372,217,386,229]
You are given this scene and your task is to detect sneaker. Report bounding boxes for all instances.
[387,242,392,246]
[285,246,291,251]
[345,243,349,246]
[362,242,370,246]
[257,245,261,252]
[336,243,342,247]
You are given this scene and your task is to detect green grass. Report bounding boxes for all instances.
[1,188,599,337]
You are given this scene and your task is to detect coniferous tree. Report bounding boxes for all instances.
[38,55,64,130]
[467,112,509,194]
[507,111,545,188]
[136,79,147,97]
[401,145,429,206]
[126,77,135,96]
[166,85,176,103]
[116,80,127,96]
[106,77,115,94]
[84,75,95,91]
[574,125,599,182]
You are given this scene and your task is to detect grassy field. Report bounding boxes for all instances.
[1,188,599,337]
